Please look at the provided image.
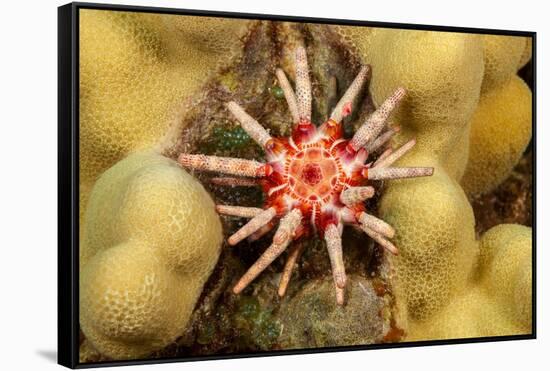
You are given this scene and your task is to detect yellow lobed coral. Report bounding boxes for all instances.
[408,224,532,340]
[362,29,484,324]
[338,26,532,339]
[461,36,532,195]
[480,35,527,93]
[364,29,486,181]
[461,76,532,195]
[79,9,249,226]
[478,224,533,331]
[80,151,223,359]
[518,38,533,70]
[379,154,477,321]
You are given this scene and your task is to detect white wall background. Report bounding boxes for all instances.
[0,0,546,369]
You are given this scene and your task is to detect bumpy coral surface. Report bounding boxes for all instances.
[461,76,532,195]
[79,9,249,227]
[461,35,533,195]
[80,151,223,359]
[407,224,532,339]
[179,46,433,305]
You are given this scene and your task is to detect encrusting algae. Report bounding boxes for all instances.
[78,9,533,361]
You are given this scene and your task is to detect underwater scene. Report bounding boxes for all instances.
[77,8,533,363]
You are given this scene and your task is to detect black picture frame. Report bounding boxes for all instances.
[58,2,537,369]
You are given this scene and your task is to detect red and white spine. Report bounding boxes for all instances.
[330,66,370,123]
[349,87,406,151]
[295,46,312,123]
[226,101,273,148]
[227,207,278,245]
[233,209,303,294]
[179,153,271,178]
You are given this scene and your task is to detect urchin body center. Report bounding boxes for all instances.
[286,145,342,203]
[300,163,323,186]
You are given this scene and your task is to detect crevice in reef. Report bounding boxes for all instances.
[471,146,533,238]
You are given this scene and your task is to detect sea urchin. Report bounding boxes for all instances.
[179,46,434,305]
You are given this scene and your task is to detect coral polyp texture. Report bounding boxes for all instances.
[179,46,433,304]
[80,151,223,359]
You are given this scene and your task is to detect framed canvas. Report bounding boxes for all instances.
[58,2,536,368]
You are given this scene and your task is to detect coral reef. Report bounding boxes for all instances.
[78,12,533,360]
[79,151,223,359]
[338,27,532,338]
